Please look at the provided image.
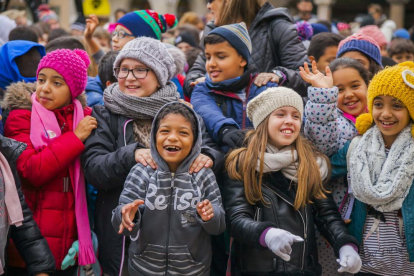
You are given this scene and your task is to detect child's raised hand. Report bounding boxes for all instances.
[84,14,99,39]
[197,199,214,221]
[119,199,144,233]
[135,149,158,169]
[299,60,333,88]
[74,116,98,142]
[189,153,213,174]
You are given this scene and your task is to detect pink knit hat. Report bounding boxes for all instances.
[357,25,388,47]
[36,49,90,98]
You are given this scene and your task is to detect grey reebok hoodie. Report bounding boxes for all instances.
[112,102,226,276]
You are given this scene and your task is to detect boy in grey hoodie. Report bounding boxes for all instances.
[112,102,226,276]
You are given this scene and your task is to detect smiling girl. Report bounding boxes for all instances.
[330,61,414,275]
[223,87,361,275]
[4,49,97,274]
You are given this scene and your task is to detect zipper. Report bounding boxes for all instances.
[263,184,307,270]
[242,76,253,129]
[165,173,175,275]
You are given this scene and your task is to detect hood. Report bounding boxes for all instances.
[150,102,202,174]
[256,3,293,24]
[0,40,46,90]
[2,81,87,111]
[85,76,103,94]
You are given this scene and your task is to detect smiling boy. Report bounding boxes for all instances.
[191,22,278,150]
[111,102,225,276]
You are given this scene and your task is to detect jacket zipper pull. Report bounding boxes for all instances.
[62,177,69,192]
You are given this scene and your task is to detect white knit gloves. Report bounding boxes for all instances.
[264,228,304,261]
[337,245,362,274]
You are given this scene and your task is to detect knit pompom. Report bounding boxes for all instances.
[355,113,374,134]
[73,49,91,68]
[164,13,177,29]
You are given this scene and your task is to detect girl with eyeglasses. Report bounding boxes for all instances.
[81,37,223,275]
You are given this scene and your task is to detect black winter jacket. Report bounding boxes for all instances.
[184,2,309,98]
[223,171,359,276]
[1,135,55,276]
[81,105,224,275]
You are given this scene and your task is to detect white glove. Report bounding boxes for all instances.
[264,228,304,261]
[337,245,362,274]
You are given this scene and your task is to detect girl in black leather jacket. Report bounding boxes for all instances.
[223,87,360,276]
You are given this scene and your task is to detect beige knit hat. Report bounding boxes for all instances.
[247,87,303,129]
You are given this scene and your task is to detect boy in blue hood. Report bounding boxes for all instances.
[191,22,279,150]
[112,102,225,276]
[0,40,45,135]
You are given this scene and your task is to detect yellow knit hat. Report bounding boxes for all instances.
[355,61,414,137]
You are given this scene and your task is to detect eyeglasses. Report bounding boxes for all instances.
[114,67,152,79]
[112,30,135,39]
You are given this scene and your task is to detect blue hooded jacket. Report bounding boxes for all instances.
[0,40,46,90]
[85,76,104,107]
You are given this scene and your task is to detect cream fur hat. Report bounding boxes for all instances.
[247,87,304,129]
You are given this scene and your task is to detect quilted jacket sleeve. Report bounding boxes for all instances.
[304,86,340,156]
[191,83,239,142]
[4,110,85,187]
[270,19,310,97]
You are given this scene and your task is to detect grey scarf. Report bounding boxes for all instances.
[103,81,180,120]
[256,144,329,182]
[349,125,414,212]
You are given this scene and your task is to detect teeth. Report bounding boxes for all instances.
[281,130,293,134]
[345,102,357,106]
[165,146,180,150]
[382,121,394,125]
[127,86,139,89]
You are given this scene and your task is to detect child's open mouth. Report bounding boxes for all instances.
[344,101,359,108]
[164,146,181,152]
[280,128,294,135]
[126,86,140,90]
[380,121,397,128]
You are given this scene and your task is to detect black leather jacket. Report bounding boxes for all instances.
[1,135,55,276]
[184,2,310,98]
[223,171,359,276]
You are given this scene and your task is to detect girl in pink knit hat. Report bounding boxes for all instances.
[4,49,97,275]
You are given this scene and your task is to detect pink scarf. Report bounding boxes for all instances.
[0,152,23,227]
[342,111,356,123]
[29,92,95,265]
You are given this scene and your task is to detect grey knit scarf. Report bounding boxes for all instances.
[349,125,414,212]
[103,81,180,120]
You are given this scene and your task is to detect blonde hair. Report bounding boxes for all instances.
[178,12,202,27]
[216,0,264,27]
[226,116,330,210]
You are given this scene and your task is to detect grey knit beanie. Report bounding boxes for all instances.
[247,87,304,129]
[113,37,176,87]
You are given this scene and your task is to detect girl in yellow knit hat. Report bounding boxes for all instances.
[330,61,414,275]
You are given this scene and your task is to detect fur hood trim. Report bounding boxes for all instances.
[2,81,88,111]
